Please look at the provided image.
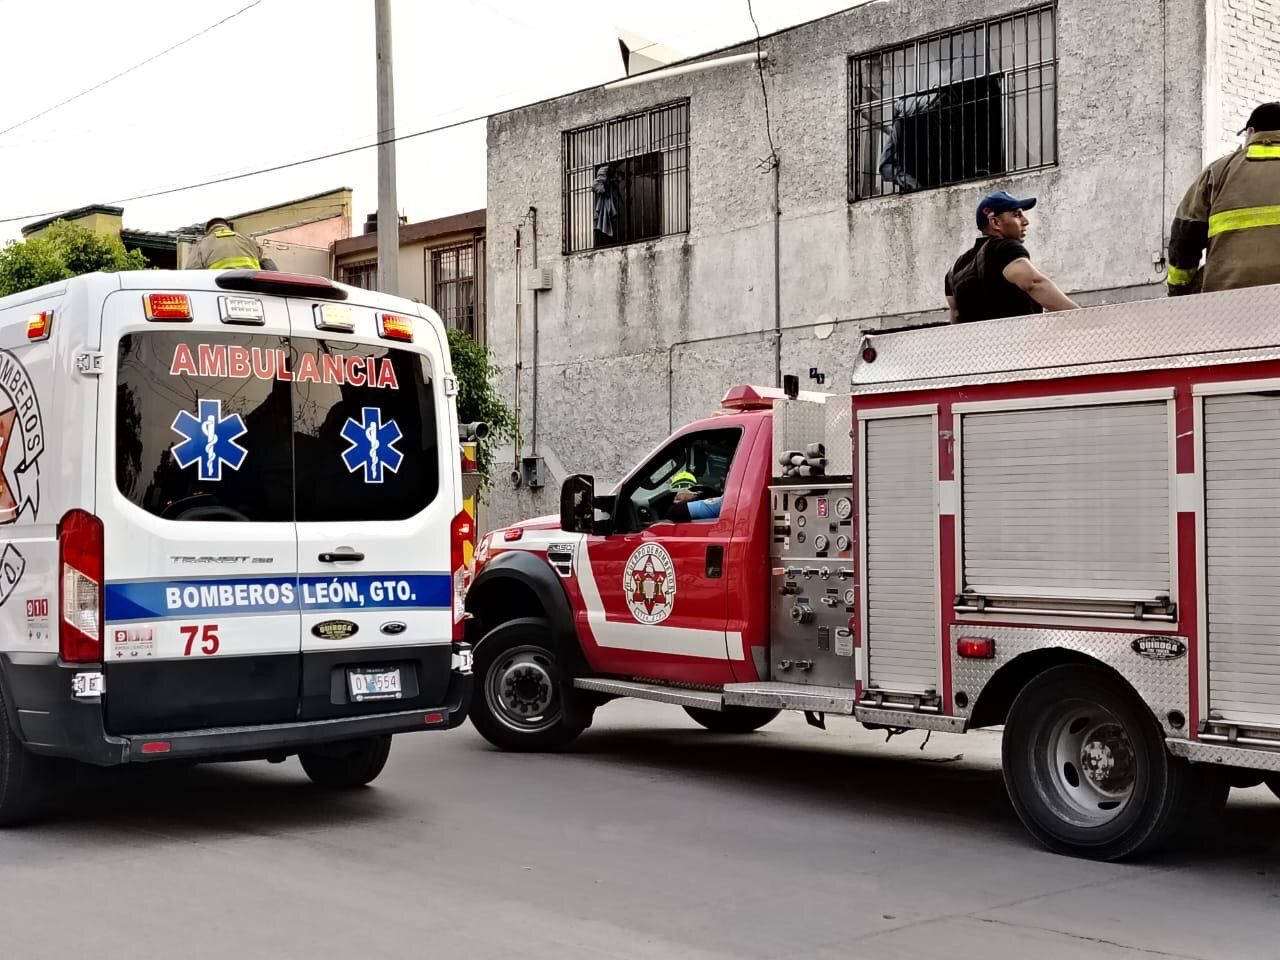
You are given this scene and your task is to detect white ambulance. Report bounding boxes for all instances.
[0,269,473,823]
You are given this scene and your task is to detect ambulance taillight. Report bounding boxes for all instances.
[451,509,474,640]
[378,313,414,342]
[58,510,103,664]
[143,294,193,321]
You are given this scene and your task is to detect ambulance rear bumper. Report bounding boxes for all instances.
[0,652,470,765]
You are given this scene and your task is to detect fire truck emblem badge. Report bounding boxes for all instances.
[623,543,677,624]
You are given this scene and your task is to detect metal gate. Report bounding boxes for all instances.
[1204,393,1280,727]
[861,415,938,696]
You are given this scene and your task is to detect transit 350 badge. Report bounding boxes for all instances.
[623,543,677,625]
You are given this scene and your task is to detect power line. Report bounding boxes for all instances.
[0,112,489,225]
[746,0,778,164]
[0,0,264,139]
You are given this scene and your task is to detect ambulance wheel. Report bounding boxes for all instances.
[683,706,779,733]
[299,735,392,788]
[471,618,584,752]
[0,685,57,825]
[1002,664,1191,861]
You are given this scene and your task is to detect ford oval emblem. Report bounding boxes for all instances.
[311,619,358,641]
[1131,636,1186,660]
[380,621,407,636]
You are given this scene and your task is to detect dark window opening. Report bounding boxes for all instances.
[850,4,1057,201]
[562,100,688,254]
[341,260,377,290]
[431,242,477,337]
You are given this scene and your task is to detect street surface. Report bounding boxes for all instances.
[1,699,1277,960]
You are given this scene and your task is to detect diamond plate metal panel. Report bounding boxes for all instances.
[1167,738,1280,773]
[851,286,1280,394]
[949,626,1191,737]
[854,706,966,733]
[772,399,829,478]
[724,681,855,713]
[573,678,726,710]
[824,395,854,476]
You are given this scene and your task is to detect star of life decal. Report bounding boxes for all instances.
[340,407,404,483]
[623,543,677,625]
[170,399,248,481]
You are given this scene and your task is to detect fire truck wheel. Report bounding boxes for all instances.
[683,706,780,733]
[471,618,584,752]
[0,684,60,825]
[299,736,392,788]
[1002,664,1191,861]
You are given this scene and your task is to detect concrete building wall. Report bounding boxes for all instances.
[1209,0,1280,158]
[485,0,1214,530]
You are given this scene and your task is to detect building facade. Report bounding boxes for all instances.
[484,0,1279,529]
[330,210,486,340]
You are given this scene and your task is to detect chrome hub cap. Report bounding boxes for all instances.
[485,645,560,732]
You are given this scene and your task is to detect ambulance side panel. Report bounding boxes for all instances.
[0,277,102,753]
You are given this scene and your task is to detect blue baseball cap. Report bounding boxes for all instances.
[976,190,1037,229]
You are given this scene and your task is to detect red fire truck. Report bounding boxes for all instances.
[465,286,1280,860]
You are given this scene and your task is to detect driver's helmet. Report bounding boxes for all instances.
[670,469,697,491]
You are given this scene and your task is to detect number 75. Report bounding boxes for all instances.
[180,624,220,656]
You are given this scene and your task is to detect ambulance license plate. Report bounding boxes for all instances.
[348,668,402,702]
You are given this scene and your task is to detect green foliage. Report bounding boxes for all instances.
[448,328,516,496]
[0,220,148,297]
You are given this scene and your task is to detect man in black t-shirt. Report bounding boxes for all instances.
[944,191,1078,323]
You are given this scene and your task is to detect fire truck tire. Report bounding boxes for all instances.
[471,618,585,752]
[683,706,780,733]
[0,684,58,825]
[299,735,392,788]
[1002,664,1191,861]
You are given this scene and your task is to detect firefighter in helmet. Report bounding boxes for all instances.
[666,469,723,522]
[184,217,278,271]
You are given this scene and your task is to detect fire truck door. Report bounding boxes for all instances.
[577,427,744,684]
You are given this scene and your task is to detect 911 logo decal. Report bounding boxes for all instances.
[170,398,248,481]
[623,543,676,625]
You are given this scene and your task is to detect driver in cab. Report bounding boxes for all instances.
[666,470,722,522]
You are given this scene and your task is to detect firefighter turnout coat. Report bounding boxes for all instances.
[1168,130,1280,295]
[185,228,266,270]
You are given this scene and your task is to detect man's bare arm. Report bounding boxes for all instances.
[1002,258,1079,312]
[945,294,960,324]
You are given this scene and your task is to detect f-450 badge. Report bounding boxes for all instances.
[623,543,677,625]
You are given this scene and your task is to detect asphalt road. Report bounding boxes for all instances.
[1,700,1278,960]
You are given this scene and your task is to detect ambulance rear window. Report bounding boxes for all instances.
[115,332,438,522]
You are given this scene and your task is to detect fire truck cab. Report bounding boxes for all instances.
[467,285,1280,860]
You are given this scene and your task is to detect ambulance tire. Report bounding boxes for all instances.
[0,685,58,825]
[298,735,392,788]
[470,618,584,752]
[1002,664,1192,862]
[683,706,780,733]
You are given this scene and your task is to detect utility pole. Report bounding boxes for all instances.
[374,0,399,295]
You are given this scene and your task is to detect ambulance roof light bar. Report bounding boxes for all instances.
[721,383,829,411]
[215,270,348,301]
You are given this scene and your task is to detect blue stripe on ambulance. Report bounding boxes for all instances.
[104,573,451,623]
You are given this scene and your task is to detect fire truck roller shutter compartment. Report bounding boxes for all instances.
[862,414,939,697]
[1204,393,1280,727]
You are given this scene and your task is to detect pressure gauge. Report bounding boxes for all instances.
[843,588,856,606]
[836,535,851,552]
[835,497,853,520]
[796,515,807,528]
[813,534,829,553]
[795,496,808,512]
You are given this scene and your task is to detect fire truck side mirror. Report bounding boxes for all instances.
[560,474,597,534]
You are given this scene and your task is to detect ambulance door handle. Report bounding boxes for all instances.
[319,550,365,563]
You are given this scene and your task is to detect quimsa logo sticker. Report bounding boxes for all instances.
[623,543,677,625]
[1131,636,1187,660]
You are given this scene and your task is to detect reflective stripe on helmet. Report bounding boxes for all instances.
[670,469,696,490]
[208,256,261,270]
[1208,203,1280,238]
[1166,264,1198,287]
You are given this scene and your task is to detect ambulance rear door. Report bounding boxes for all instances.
[99,286,302,734]
[290,299,457,720]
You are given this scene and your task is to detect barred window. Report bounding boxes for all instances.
[340,260,377,290]
[562,100,689,254]
[431,242,477,338]
[849,4,1057,201]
